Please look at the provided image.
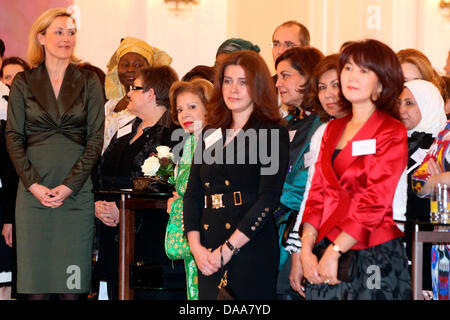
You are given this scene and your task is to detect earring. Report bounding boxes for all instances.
[372,86,382,101]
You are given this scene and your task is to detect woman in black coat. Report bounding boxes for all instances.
[92,66,181,300]
[183,50,289,300]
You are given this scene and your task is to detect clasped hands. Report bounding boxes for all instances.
[29,183,73,209]
[191,243,233,277]
[300,245,341,287]
[95,200,119,227]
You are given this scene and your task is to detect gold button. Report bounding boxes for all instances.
[251,226,256,231]
[203,224,209,230]
[225,180,230,186]
[204,182,210,188]
[225,223,231,229]
[265,207,270,212]
[258,217,262,221]
[255,222,260,226]
[208,248,212,252]
[261,212,266,217]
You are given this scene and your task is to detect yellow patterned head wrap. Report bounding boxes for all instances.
[105,36,173,100]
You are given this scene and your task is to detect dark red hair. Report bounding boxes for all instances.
[208,50,281,129]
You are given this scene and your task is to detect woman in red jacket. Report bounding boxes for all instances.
[300,39,411,300]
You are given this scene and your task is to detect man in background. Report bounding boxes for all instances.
[271,20,310,64]
[271,21,310,114]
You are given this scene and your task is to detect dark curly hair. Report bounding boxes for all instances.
[275,46,324,113]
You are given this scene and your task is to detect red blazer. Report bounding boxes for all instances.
[301,110,407,250]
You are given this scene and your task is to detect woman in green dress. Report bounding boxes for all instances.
[165,79,213,300]
[5,8,104,299]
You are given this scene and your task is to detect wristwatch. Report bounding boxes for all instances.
[331,242,344,255]
[225,240,240,255]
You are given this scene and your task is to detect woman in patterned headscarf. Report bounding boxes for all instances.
[103,37,172,153]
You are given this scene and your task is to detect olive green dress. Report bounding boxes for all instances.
[6,64,105,293]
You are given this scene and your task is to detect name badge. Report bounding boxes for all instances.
[289,130,297,143]
[117,123,132,139]
[304,151,315,168]
[352,139,376,156]
[204,128,223,150]
[410,148,428,165]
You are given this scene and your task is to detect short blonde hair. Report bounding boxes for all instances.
[27,8,80,67]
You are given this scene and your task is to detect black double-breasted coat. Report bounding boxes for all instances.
[184,116,289,299]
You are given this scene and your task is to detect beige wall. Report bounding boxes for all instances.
[71,0,449,77]
[73,0,227,77]
[226,0,311,72]
[227,0,450,74]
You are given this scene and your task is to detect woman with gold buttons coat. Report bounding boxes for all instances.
[183,50,289,299]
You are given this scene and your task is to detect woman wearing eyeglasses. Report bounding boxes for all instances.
[92,65,181,300]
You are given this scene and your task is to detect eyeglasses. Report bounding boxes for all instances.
[129,85,144,91]
[270,41,299,49]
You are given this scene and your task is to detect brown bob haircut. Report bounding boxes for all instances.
[138,65,179,108]
[169,78,214,125]
[181,65,215,83]
[275,46,324,112]
[208,50,281,129]
[310,54,340,122]
[338,39,404,120]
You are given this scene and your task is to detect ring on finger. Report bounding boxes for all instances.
[324,279,330,284]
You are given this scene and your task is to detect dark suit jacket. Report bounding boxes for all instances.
[302,110,407,250]
[183,116,289,299]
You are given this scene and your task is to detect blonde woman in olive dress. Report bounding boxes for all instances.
[6,9,104,299]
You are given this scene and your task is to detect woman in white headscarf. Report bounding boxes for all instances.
[397,79,447,292]
[102,37,172,153]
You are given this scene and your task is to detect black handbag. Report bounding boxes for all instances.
[129,262,187,291]
[312,244,358,282]
[217,269,234,300]
[129,263,164,289]
[216,246,235,300]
